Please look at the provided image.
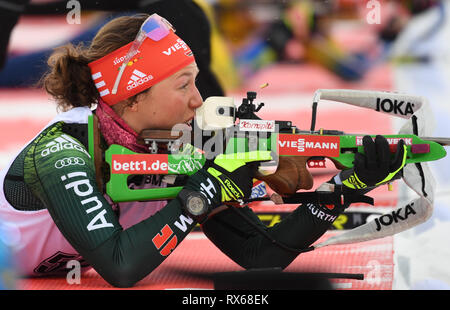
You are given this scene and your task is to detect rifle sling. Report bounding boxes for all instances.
[280,191,374,206]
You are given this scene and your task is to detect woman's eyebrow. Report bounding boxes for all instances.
[176,72,194,79]
[176,68,200,79]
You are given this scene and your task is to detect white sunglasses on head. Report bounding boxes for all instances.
[111,14,175,95]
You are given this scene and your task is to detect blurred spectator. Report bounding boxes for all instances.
[377,0,441,47]
[219,0,372,81]
[214,0,264,80]
[142,0,226,98]
[190,0,240,93]
[0,0,31,69]
[266,0,371,81]
[0,0,226,99]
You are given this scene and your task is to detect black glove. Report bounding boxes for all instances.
[177,151,273,220]
[340,135,407,189]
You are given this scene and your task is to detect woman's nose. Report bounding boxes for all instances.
[189,86,203,109]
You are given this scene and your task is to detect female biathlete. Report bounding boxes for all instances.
[0,13,405,287]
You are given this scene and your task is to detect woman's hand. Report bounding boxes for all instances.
[178,151,273,220]
[340,135,407,190]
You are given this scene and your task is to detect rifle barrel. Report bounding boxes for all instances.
[421,137,450,146]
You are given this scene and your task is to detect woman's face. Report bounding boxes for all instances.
[124,62,203,133]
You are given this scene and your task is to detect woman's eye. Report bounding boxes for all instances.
[180,81,191,90]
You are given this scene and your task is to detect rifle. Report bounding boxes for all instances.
[87,88,450,251]
[88,89,448,205]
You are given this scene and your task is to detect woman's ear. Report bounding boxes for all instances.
[124,95,141,112]
[118,88,151,114]
[134,88,151,106]
[112,97,138,116]
[127,99,139,112]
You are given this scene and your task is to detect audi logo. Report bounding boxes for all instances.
[55,157,86,169]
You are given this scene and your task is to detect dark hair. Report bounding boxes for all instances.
[41,14,149,111]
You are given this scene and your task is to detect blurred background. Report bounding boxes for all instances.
[0,0,449,290]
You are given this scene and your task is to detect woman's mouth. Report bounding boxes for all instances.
[185,118,194,128]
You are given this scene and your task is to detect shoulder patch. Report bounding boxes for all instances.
[40,133,91,158]
[36,123,91,159]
